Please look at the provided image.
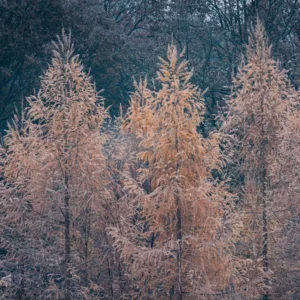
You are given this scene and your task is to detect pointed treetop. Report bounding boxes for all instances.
[52,29,74,63]
[247,19,271,63]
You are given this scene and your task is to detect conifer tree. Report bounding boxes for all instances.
[270,105,300,299]
[0,111,48,299]
[2,31,110,299]
[112,45,236,299]
[222,20,296,298]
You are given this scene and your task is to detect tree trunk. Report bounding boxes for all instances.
[64,175,71,300]
[105,231,121,300]
[176,200,183,300]
[83,208,91,284]
[260,95,270,299]
[17,255,25,300]
[175,126,183,300]
[261,173,270,298]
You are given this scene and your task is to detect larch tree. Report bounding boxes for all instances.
[111,45,236,299]
[270,104,300,299]
[222,20,296,299]
[0,111,49,299]
[1,31,111,299]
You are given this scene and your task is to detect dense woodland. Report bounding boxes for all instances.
[1,1,300,300]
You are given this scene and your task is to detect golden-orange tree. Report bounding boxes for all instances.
[2,31,110,299]
[269,104,300,299]
[111,45,236,299]
[222,20,296,299]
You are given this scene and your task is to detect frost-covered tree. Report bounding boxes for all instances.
[2,31,110,299]
[112,45,236,299]
[0,110,49,299]
[222,20,296,299]
[270,104,300,299]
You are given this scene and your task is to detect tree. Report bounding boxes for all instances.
[0,110,49,299]
[222,20,296,299]
[0,0,65,129]
[270,103,300,299]
[1,31,110,299]
[111,44,236,299]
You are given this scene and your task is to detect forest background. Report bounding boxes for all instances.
[1,0,300,130]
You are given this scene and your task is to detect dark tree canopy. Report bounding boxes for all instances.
[1,0,300,129]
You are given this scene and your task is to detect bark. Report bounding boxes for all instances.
[105,231,121,299]
[176,201,183,300]
[175,125,183,300]
[261,171,270,296]
[83,208,91,284]
[17,255,25,300]
[260,94,270,299]
[64,174,71,300]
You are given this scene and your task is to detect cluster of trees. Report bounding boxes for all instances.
[0,21,300,299]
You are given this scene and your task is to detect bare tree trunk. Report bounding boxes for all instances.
[261,174,269,298]
[17,255,25,300]
[260,96,270,299]
[175,128,183,300]
[82,208,91,284]
[105,231,121,300]
[64,175,71,300]
[17,199,26,300]
[176,200,183,300]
